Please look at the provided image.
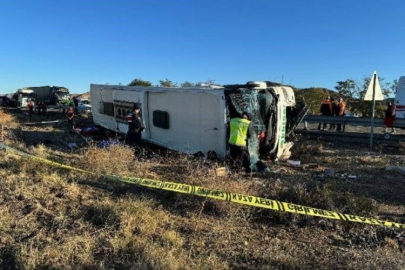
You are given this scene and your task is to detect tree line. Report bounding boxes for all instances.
[128,78,215,88]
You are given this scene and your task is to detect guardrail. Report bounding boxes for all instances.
[303,115,405,131]
[46,105,91,112]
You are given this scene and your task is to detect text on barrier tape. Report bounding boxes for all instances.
[1,142,404,229]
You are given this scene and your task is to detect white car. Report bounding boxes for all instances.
[344,111,358,117]
[77,101,91,112]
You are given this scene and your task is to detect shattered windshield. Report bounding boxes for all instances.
[227,88,275,170]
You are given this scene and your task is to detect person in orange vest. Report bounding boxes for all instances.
[66,106,75,129]
[318,96,332,130]
[27,99,35,118]
[228,111,255,173]
[336,97,346,131]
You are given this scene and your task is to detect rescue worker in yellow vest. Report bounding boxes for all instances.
[228,111,255,173]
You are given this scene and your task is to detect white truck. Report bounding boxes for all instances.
[16,89,36,107]
[90,81,307,169]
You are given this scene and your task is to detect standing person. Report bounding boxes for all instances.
[72,95,79,115]
[336,97,346,131]
[318,96,332,130]
[66,106,75,129]
[126,103,145,146]
[329,97,338,130]
[40,102,47,116]
[384,101,396,133]
[228,111,254,173]
[28,99,35,118]
[37,101,47,116]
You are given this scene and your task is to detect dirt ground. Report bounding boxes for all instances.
[1,108,405,269]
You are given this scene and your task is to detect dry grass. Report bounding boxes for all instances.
[1,109,405,269]
[0,108,15,126]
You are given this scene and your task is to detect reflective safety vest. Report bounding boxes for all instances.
[228,118,251,147]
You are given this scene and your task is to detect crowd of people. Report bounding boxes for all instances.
[27,99,48,119]
[317,96,346,131]
[316,96,397,133]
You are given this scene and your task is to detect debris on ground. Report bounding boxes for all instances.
[96,139,122,148]
[79,126,100,136]
[68,142,78,149]
[287,160,301,166]
[324,168,335,176]
[386,165,405,176]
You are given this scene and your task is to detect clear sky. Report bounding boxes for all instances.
[0,0,404,94]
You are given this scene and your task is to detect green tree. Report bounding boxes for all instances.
[159,79,177,87]
[360,77,395,100]
[180,81,196,87]
[128,78,152,87]
[298,87,334,115]
[334,79,356,100]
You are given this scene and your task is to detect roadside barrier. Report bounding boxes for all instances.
[1,142,404,230]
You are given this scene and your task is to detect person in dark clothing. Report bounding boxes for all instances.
[384,101,396,133]
[66,106,75,129]
[37,102,47,116]
[329,97,338,130]
[336,97,346,131]
[126,103,145,146]
[73,96,79,115]
[318,96,332,130]
[228,111,255,173]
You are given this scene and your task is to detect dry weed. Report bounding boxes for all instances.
[0,108,15,126]
[399,140,405,155]
[291,140,324,162]
[82,144,134,176]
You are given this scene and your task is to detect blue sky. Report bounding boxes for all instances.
[0,0,404,94]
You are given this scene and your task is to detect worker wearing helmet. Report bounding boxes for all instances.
[228,111,254,173]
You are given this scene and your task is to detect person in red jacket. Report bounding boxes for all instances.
[28,99,35,118]
[384,101,396,133]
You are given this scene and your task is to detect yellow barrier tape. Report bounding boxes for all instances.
[1,142,404,229]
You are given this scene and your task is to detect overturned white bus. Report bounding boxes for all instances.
[90,81,307,169]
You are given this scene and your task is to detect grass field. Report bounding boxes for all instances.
[1,108,405,269]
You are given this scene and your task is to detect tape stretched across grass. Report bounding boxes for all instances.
[1,142,404,229]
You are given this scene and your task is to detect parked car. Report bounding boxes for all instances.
[77,101,91,112]
[344,111,358,117]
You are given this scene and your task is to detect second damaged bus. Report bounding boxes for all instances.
[90,81,307,171]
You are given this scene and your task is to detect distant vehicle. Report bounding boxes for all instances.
[90,81,308,164]
[77,101,91,112]
[1,95,17,107]
[80,99,90,105]
[394,76,405,119]
[21,86,70,106]
[16,89,36,107]
[344,112,358,117]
